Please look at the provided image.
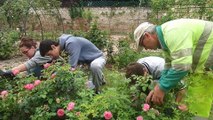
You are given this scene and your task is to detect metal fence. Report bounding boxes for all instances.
[61,0,149,7]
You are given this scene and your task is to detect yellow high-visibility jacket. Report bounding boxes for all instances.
[156,18,213,92]
[156,19,213,117]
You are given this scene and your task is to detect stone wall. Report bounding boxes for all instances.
[59,7,151,34]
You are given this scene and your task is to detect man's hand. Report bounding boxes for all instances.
[146,90,154,103]
[151,84,165,105]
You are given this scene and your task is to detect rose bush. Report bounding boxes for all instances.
[0,62,196,120]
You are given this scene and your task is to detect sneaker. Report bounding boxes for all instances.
[85,81,95,89]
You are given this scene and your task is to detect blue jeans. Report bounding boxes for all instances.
[28,65,43,78]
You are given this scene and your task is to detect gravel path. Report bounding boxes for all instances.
[0,56,28,70]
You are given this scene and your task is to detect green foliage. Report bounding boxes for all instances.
[0,62,198,119]
[113,39,143,69]
[84,21,110,50]
[128,75,194,120]
[149,0,213,24]
[69,6,84,20]
[0,0,62,41]
[0,0,30,29]
[0,30,20,60]
[74,88,136,120]
[82,8,93,23]
[0,63,88,119]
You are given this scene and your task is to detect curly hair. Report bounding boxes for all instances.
[19,37,37,48]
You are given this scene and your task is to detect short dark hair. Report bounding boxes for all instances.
[125,62,146,85]
[39,39,59,56]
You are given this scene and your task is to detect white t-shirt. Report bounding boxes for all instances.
[137,56,165,80]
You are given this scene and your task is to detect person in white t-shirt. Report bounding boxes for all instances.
[126,56,187,111]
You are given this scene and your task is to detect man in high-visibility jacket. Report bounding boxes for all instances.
[133,19,213,118]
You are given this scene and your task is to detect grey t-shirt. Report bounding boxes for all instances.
[24,50,52,70]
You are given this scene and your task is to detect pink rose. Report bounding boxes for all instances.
[178,104,188,111]
[143,103,150,111]
[1,90,8,96]
[57,109,65,117]
[104,111,113,120]
[34,80,41,86]
[51,73,56,79]
[75,111,80,116]
[43,63,51,69]
[24,84,34,90]
[136,116,143,120]
[67,102,75,111]
[1,90,8,98]
[12,69,20,75]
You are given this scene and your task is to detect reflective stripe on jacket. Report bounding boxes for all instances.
[156,19,213,92]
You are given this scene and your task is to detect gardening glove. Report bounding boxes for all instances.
[0,70,4,80]
[0,69,4,76]
[0,69,19,79]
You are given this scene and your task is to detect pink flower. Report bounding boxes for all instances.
[1,90,8,98]
[67,102,75,111]
[136,116,143,120]
[75,111,80,116]
[51,73,56,79]
[178,104,188,112]
[34,80,41,86]
[24,84,34,90]
[143,103,150,111]
[57,109,65,117]
[43,63,51,69]
[1,90,8,96]
[104,111,113,120]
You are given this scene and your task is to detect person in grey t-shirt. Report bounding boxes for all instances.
[39,34,106,93]
[0,37,52,78]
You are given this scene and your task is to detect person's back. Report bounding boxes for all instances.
[137,56,165,80]
[59,34,103,67]
[39,34,106,94]
[133,18,213,118]
[160,19,213,72]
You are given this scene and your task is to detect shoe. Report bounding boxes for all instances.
[95,90,101,94]
[102,81,106,85]
[85,81,95,89]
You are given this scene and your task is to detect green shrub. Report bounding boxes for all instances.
[85,21,110,50]
[113,39,142,69]
[0,62,197,119]
[0,30,20,60]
